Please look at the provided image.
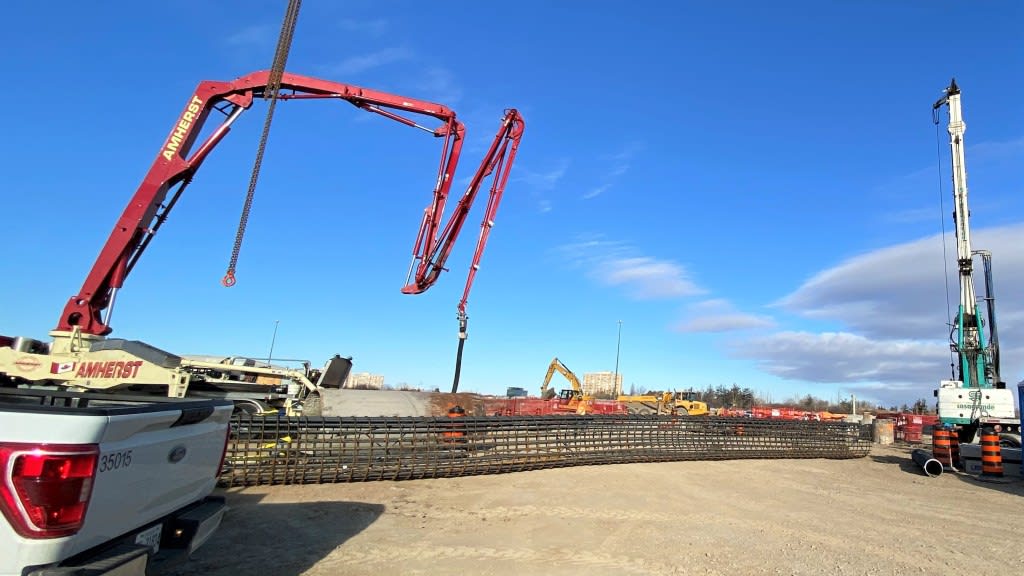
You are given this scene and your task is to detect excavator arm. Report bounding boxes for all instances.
[539,357,584,400]
[56,70,465,336]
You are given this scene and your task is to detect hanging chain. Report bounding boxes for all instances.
[222,0,302,287]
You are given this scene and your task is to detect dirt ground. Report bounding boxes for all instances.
[169,444,1023,576]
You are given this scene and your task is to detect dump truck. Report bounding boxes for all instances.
[617,390,709,415]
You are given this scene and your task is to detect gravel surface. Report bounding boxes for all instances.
[169,444,1023,575]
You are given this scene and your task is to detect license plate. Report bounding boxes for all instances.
[135,523,162,554]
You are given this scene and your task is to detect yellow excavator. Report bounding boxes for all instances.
[539,357,593,415]
[616,389,709,416]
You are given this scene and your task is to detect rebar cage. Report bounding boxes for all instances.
[222,414,873,486]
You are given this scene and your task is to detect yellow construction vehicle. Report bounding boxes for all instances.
[616,389,709,415]
[539,357,592,414]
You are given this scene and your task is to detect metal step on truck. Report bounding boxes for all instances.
[0,387,233,576]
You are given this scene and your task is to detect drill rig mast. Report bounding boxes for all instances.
[931,78,1018,443]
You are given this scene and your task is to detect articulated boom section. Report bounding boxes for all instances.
[56,70,466,338]
[401,109,525,311]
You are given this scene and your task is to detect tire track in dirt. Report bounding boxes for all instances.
[311,542,682,576]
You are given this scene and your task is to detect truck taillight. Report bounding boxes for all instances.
[0,443,99,538]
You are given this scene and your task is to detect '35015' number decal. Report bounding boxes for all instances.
[99,450,133,472]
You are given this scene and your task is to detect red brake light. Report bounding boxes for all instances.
[0,443,99,538]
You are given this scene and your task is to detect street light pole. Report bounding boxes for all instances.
[267,320,280,365]
[614,320,622,397]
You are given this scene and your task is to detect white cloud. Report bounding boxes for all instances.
[558,238,704,300]
[737,331,948,383]
[606,257,702,299]
[675,299,776,333]
[338,18,388,36]
[225,25,273,46]
[517,159,569,191]
[415,67,462,105]
[582,184,610,200]
[777,224,1024,340]
[326,47,413,76]
[736,223,1024,404]
[516,159,569,213]
[580,142,644,200]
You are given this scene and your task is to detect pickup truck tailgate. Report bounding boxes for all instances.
[1,391,232,566]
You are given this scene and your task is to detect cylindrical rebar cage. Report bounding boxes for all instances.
[222,414,872,486]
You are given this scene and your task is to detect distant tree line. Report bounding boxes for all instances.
[690,384,932,414]
[360,380,934,414]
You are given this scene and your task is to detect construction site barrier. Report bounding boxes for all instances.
[221,414,873,487]
[932,428,953,469]
[980,429,1003,478]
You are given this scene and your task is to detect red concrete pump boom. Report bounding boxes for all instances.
[56,70,471,336]
[402,108,525,313]
[401,108,524,393]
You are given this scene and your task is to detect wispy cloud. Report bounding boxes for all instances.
[582,142,644,200]
[338,18,388,36]
[517,159,569,191]
[582,184,610,200]
[674,299,776,333]
[325,46,414,76]
[225,24,273,47]
[516,159,569,213]
[879,206,944,225]
[558,237,704,300]
[874,135,1024,223]
[968,136,1024,162]
[415,67,462,105]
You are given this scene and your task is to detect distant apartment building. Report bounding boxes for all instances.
[583,371,622,397]
[344,372,385,390]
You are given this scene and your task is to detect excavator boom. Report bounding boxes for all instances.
[539,357,584,399]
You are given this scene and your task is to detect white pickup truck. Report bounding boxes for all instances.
[0,387,233,576]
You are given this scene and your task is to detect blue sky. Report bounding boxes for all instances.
[2,1,1022,407]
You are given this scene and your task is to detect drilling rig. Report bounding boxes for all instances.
[931,79,1019,445]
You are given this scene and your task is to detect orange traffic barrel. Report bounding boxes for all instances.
[980,428,1003,478]
[932,427,953,469]
[948,429,960,470]
[442,405,467,443]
